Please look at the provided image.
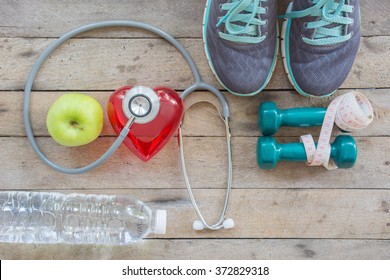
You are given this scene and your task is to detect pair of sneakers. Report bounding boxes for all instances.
[203,0,361,97]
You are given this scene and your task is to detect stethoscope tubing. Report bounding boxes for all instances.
[179,118,233,230]
[23,20,232,230]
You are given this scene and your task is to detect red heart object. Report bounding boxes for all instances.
[107,85,184,161]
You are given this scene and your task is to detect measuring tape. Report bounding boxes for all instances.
[301,91,374,169]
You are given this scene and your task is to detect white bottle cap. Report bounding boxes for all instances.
[154,210,167,235]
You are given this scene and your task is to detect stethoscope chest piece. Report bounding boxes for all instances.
[24,20,233,231]
[122,86,160,124]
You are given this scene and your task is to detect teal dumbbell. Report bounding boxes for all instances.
[257,135,357,169]
[258,102,327,136]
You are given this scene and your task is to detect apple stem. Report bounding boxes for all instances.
[70,121,83,130]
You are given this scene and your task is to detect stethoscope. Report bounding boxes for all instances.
[23,21,234,231]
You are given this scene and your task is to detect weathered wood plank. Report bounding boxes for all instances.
[359,0,390,37]
[0,0,202,38]
[0,0,387,38]
[1,239,390,260]
[0,36,389,91]
[1,0,389,261]
[0,188,389,239]
[1,89,388,137]
[0,137,389,190]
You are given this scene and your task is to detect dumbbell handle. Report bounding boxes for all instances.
[277,141,336,161]
[279,107,326,127]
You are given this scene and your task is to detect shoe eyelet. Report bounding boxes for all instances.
[265,19,269,26]
[219,4,223,11]
[264,7,269,13]
[303,22,308,29]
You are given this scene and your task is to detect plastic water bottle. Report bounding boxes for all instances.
[0,191,166,245]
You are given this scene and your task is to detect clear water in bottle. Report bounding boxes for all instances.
[0,191,166,245]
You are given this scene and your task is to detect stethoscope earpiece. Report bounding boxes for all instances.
[24,21,232,232]
[223,218,235,229]
[122,86,160,124]
[193,218,234,231]
[193,220,205,231]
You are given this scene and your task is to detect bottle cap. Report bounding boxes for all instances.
[154,210,167,234]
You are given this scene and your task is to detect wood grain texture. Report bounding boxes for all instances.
[0,36,389,91]
[1,89,388,137]
[0,137,389,190]
[1,239,390,260]
[1,0,390,260]
[0,0,387,38]
[0,188,390,239]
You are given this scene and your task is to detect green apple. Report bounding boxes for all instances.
[46,93,103,147]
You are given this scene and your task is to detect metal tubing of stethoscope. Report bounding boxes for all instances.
[179,118,233,230]
[182,82,230,119]
[23,21,204,175]
[27,116,134,175]
[23,20,233,231]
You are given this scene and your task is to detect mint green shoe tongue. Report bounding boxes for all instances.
[216,0,268,44]
[285,0,354,46]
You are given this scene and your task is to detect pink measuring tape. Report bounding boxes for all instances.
[301,91,374,169]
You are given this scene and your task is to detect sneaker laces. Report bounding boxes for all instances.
[216,0,268,44]
[281,0,354,46]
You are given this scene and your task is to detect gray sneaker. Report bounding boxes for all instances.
[203,0,278,96]
[281,0,361,97]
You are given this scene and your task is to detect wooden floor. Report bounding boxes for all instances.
[0,0,389,259]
